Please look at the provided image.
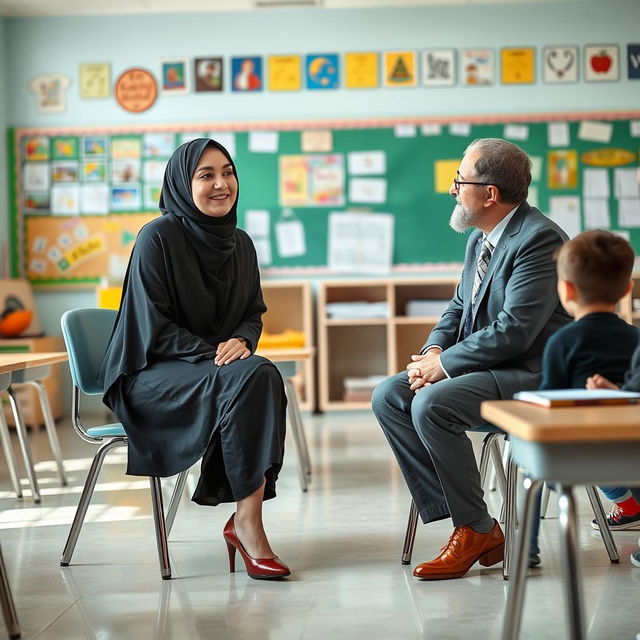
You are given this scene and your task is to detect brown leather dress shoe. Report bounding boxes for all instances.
[413,519,504,580]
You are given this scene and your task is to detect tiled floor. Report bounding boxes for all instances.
[1,410,639,639]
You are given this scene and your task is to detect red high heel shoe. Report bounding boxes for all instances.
[223,513,291,580]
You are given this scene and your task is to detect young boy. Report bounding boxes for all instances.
[529,230,639,566]
[588,337,640,569]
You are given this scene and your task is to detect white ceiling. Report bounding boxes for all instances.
[0,0,575,18]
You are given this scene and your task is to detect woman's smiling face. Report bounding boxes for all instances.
[191,146,238,217]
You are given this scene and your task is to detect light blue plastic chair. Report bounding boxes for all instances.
[60,308,188,580]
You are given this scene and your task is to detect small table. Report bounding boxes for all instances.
[480,400,640,640]
[257,348,313,492]
[0,352,68,503]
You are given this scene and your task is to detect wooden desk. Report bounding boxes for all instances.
[256,348,313,492]
[481,400,640,640]
[0,352,68,374]
[0,352,68,505]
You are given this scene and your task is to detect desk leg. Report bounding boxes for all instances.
[502,456,518,580]
[5,388,40,504]
[0,543,20,639]
[502,478,542,640]
[558,485,586,640]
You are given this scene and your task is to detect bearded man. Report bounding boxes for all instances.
[372,138,570,580]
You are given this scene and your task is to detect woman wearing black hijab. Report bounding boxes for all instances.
[98,138,290,580]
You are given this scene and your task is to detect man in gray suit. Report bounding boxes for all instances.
[372,138,570,580]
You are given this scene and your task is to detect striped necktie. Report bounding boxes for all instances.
[471,238,494,304]
[462,238,494,340]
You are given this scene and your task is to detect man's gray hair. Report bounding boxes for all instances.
[465,138,531,204]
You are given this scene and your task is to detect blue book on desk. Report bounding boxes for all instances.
[513,389,640,407]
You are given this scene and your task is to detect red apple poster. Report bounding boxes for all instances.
[584,45,619,82]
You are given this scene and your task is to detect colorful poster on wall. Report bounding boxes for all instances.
[25,214,156,280]
[29,74,70,113]
[543,46,578,83]
[79,63,111,98]
[501,48,535,84]
[52,137,78,160]
[161,59,188,94]
[345,52,378,89]
[114,68,158,113]
[306,54,339,90]
[422,49,456,86]
[24,136,49,161]
[232,56,263,92]
[279,154,344,207]
[268,55,301,91]
[384,51,416,87]
[461,49,494,85]
[585,45,620,82]
[548,150,579,189]
[194,57,223,92]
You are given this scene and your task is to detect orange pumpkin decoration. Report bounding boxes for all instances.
[0,310,33,337]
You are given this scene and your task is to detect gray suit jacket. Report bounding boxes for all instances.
[422,201,571,398]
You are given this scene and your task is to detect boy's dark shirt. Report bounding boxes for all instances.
[540,312,639,390]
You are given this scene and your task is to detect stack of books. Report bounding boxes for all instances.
[326,301,389,319]
[405,299,450,317]
[343,375,387,402]
[513,389,640,407]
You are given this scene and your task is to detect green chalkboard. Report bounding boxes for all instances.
[9,113,640,286]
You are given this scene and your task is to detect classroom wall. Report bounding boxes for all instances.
[4,0,640,335]
[5,0,640,130]
[0,18,7,273]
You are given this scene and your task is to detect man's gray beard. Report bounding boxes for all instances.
[449,202,478,233]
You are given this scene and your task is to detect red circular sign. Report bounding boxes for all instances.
[114,68,158,113]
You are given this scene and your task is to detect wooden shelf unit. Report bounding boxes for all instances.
[318,277,458,411]
[261,280,315,412]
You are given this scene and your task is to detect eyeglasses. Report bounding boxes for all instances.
[453,171,493,191]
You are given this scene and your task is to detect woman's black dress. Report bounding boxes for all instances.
[97,139,286,505]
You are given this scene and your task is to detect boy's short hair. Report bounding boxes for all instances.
[556,230,635,304]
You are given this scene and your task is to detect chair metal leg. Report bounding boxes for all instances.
[0,407,22,499]
[502,478,543,640]
[540,482,551,518]
[165,470,189,537]
[283,378,309,492]
[585,485,619,563]
[401,500,419,565]
[5,388,40,503]
[61,438,126,566]
[558,485,586,640]
[489,436,508,501]
[478,434,493,489]
[0,543,20,640]
[29,381,67,486]
[284,378,311,477]
[502,456,518,580]
[150,477,172,580]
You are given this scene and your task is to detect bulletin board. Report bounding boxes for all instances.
[8,110,640,288]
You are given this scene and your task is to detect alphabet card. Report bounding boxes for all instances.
[461,49,494,85]
[584,45,619,82]
[628,44,640,79]
[501,48,535,84]
[543,46,578,83]
[422,49,455,87]
[384,51,417,88]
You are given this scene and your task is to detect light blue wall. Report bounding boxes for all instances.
[3,0,640,336]
[5,0,640,129]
